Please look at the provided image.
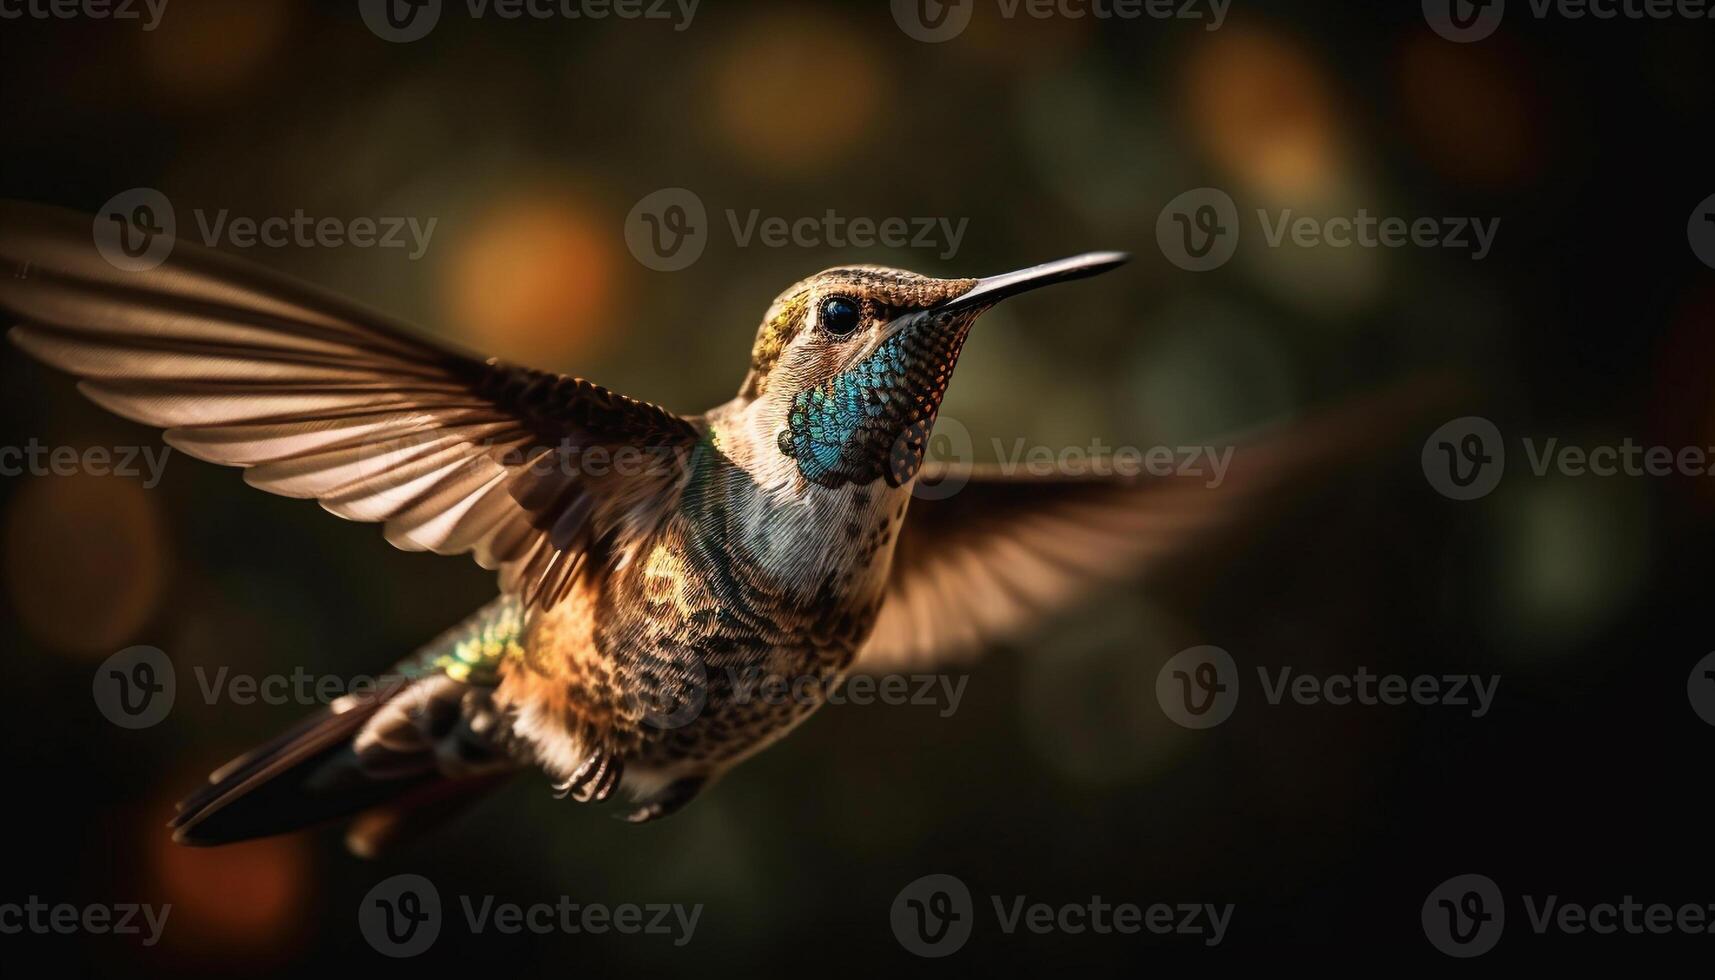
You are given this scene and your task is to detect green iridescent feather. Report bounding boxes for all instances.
[392,596,526,686]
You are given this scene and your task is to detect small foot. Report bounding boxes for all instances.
[553,751,624,803]
[619,776,707,824]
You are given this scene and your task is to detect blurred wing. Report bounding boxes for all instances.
[0,200,699,610]
[855,387,1437,672]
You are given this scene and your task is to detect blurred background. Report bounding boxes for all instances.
[2,0,1713,969]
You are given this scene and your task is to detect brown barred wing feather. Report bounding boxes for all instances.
[0,199,699,610]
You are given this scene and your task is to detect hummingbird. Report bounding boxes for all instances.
[0,200,1402,855]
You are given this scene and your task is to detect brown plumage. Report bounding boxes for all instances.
[1,199,1426,853]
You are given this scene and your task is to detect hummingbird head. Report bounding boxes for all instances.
[735,253,1128,490]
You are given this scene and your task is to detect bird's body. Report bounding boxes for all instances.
[0,199,1411,854]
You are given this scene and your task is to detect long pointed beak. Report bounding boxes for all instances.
[935,251,1129,314]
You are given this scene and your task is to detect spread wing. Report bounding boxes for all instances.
[856,387,1436,672]
[0,200,699,610]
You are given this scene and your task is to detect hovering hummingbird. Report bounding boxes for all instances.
[0,200,1404,856]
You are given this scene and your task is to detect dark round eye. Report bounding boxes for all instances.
[819,296,862,338]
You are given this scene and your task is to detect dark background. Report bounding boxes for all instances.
[2,0,1713,970]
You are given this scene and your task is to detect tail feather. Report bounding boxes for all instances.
[170,599,527,852]
[169,682,424,847]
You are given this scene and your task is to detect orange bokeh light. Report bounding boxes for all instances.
[446,192,622,368]
[4,467,168,658]
[149,810,314,958]
[1181,28,1343,198]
